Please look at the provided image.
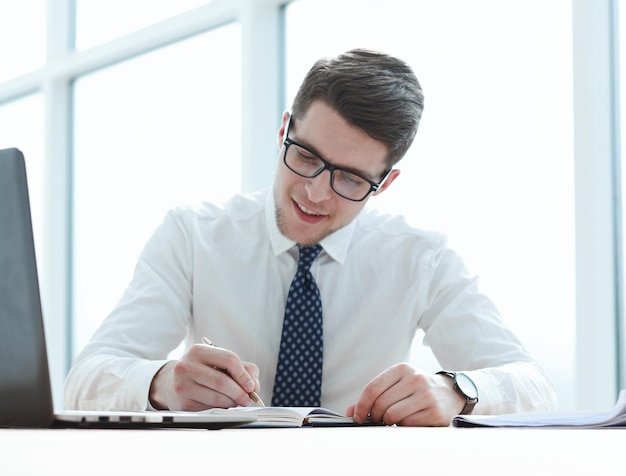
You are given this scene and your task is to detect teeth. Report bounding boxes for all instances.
[298,203,321,216]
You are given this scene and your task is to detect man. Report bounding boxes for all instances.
[65,49,557,426]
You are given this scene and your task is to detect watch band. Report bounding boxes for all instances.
[437,371,478,415]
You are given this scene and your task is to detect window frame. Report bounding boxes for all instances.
[0,0,620,411]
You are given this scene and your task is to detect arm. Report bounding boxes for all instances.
[64,209,259,411]
[64,209,191,410]
[347,247,557,426]
[346,361,555,426]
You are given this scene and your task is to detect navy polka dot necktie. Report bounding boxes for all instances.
[271,244,323,407]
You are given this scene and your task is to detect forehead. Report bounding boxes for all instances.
[291,101,388,175]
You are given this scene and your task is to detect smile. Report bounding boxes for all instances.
[292,200,327,225]
[297,202,322,216]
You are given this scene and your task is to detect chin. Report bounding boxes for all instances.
[280,224,326,246]
[277,215,329,246]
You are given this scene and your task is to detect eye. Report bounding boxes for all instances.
[335,170,367,188]
[295,145,319,163]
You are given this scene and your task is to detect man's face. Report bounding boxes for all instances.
[273,100,399,246]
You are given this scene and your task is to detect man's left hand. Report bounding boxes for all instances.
[345,363,465,426]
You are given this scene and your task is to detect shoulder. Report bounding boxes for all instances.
[351,206,468,277]
[167,189,268,227]
[354,207,475,292]
[355,206,448,251]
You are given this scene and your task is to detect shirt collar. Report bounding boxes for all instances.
[265,187,356,264]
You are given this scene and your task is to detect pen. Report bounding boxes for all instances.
[202,337,265,407]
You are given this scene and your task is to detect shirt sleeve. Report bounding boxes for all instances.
[64,209,192,411]
[420,246,558,414]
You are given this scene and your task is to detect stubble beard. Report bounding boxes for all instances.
[274,202,328,246]
[274,187,334,246]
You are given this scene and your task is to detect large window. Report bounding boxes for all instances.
[0,1,46,82]
[72,23,242,355]
[286,0,576,409]
[0,0,620,412]
[74,0,214,50]
[0,0,46,252]
[0,95,44,266]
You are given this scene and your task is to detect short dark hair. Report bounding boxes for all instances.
[291,48,424,167]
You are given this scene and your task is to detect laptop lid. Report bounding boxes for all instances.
[0,148,54,427]
[0,148,256,429]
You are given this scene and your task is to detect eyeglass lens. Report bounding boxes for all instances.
[285,143,373,201]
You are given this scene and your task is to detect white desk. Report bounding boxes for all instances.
[2,426,623,475]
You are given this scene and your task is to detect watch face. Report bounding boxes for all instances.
[456,373,478,400]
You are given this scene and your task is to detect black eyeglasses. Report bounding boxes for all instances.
[282,115,391,202]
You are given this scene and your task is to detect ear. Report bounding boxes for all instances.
[372,169,401,196]
[277,111,291,148]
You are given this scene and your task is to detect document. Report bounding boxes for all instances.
[452,389,626,428]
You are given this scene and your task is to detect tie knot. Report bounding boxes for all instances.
[297,244,322,271]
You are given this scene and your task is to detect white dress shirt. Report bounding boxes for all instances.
[64,188,557,414]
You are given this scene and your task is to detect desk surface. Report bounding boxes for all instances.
[2,426,623,475]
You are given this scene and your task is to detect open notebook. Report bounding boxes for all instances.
[203,406,384,427]
[0,147,256,429]
[205,406,355,427]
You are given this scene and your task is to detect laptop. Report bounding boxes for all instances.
[0,147,257,429]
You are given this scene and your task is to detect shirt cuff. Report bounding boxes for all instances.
[127,359,172,411]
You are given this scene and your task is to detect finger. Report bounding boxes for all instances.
[367,384,404,424]
[243,362,261,392]
[175,379,240,411]
[197,365,252,404]
[195,343,257,394]
[379,395,426,426]
[354,364,434,424]
[376,373,452,426]
[372,375,430,422]
[352,368,403,423]
[178,347,253,407]
[169,359,241,410]
[389,395,448,427]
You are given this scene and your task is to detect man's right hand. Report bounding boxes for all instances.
[148,342,260,411]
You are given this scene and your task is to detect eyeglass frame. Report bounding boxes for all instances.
[282,114,392,202]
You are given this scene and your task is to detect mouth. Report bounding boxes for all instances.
[297,202,322,216]
[293,199,327,224]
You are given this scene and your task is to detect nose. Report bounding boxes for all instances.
[304,170,332,203]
